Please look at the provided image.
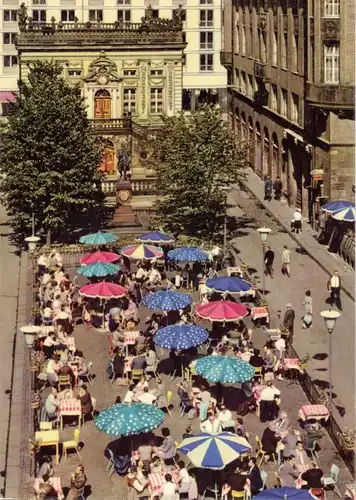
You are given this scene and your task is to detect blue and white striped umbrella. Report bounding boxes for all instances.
[136,231,175,245]
[167,247,208,262]
[153,324,208,350]
[141,290,192,311]
[95,403,164,437]
[196,355,255,383]
[178,432,251,469]
[331,206,356,222]
[77,262,121,278]
[79,231,118,245]
[206,276,253,295]
[321,200,355,214]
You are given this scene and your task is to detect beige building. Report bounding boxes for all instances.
[16,6,186,211]
[221,0,355,219]
[0,0,226,114]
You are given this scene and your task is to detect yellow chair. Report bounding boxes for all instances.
[275,472,283,487]
[58,374,72,392]
[62,428,81,461]
[40,422,52,431]
[256,435,277,466]
[165,391,173,417]
[131,369,144,382]
[254,366,263,382]
[232,491,246,499]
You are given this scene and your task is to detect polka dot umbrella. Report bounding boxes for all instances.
[79,231,118,245]
[196,355,255,384]
[141,290,192,311]
[153,324,209,350]
[95,403,165,437]
[77,262,121,278]
[167,247,209,262]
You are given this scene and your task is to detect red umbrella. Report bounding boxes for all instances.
[79,282,127,299]
[196,301,249,322]
[80,251,120,265]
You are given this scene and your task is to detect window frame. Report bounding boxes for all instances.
[200,31,213,50]
[3,55,18,68]
[324,0,339,17]
[150,87,163,114]
[32,10,47,22]
[199,53,214,72]
[123,88,137,115]
[117,9,131,21]
[324,42,339,83]
[60,10,75,22]
[4,10,17,22]
[199,9,214,27]
[3,32,16,44]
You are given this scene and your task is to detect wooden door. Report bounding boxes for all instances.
[94,98,111,119]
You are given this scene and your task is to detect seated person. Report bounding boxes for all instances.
[138,440,153,474]
[43,332,57,359]
[45,387,59,421]
[46,354,61,387]
[154,428,175,460]
[57,360,75,387]
[279,455,299,487]
[131,350,146,371]
[261,423,280,462]
[301,463,324,489]
[249,348,265,368]
[177,382,194,410]
[225,460,247,493]
[134,376,148,395]
[247,457,263,495]
[36,474,57,500]
[294,440,310,466]
[235,417,246,437]
[112,348,125,378]
[137,387,156,405]
[176,461,191,494]
[37,457,54,479]
[123,384,138,403]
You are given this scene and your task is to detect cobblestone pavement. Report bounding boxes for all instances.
[227,185,355,430]
[23,289,353,499]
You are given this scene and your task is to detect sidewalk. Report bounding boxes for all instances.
[236,169,355,301]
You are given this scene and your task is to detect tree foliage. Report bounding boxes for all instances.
[146,106,248,237]
[0,61,105,245]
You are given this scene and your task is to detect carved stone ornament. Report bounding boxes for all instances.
[84,51,122,84]
[259,15,267,32]
[17,3,28,31]
[310,18,314,37]
[325,21,336,37]
[140,63,147,112]
[168,64,174,110]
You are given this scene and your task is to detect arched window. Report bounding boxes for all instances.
[263,127,270,176]
[94,89,111,119]
[99,139,116,175]
[272,133,279,179]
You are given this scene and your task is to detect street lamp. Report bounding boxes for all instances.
[25,236,40,253]
[220,186,231,258]
[257,227,272,296]
[320,309,341,412]
[20,325,41,348]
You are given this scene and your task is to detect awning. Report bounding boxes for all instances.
[311,169,324,181]
[0,91,16,102]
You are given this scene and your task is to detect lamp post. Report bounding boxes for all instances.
[220,186,231,258]
[320,309,341,412]
[257,227,272,296]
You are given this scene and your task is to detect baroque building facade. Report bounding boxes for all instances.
[16,5,186,210]
[221,0,355,220]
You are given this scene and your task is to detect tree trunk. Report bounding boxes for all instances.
[46,229,51,246]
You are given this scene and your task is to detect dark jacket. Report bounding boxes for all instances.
[264,250,275,265]
[261,427,279,454]
[226,472,247,492]
[249,355,265,368]
[113,354,125,375]
[301,468,324,489]
[80,392,93,415]
[283,309,295,329]
[264,179,272,192]
[248,466,263,493]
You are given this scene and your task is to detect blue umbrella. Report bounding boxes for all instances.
[178,432,251,469]
[255,488,314,500]
[321,200,355,214]
[79,231,118,245]
[168,247,208,262]
[136,231,175,244]
[206,276,253,294]
[331,206,356,222]
[141,290,192,311]
[95,403,164,437]
[77,262,121,278]
[154,324,208,350]
[196,355,255,383]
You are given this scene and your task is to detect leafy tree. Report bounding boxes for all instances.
[146,105,248,238]
[0,61,105,245]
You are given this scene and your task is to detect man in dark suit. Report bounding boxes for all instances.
[249,348,265,368]
[301,463,324,489]
[225,460,247,493]
[247,457,263,494]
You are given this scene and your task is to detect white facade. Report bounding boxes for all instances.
[0,0,227,112]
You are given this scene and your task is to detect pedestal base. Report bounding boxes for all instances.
[110,204,141,227]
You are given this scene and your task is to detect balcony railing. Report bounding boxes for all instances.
[101,178,156,196]
[199,20,214,27]
[91,118,132,132]
[200,42,213,50]
[306,83,354,109]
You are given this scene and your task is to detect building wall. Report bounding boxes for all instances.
[0,0,226,101]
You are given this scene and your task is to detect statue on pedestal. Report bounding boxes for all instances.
[118,146,131,181]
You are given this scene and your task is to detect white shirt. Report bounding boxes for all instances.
[282,249,291,264]
[46,359,57,374]
[200,419,222,433]
[43,336,56,347]
[293,211,302,221]
[330,276,340,288]
[218,409,233,423]
[43,307,52,318]
[136,268,147,280]
[161,482,177,500]
[179,468,190,485]
[138,392,157,405]
[37,255,49,267]
[42,273,51,286]
[123,390,134,403]
[275,338,286,351]
[45,393,58,414]
[261,385,281,401]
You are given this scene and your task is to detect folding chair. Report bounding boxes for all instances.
[79,361,94,386]
[322,464,341,498]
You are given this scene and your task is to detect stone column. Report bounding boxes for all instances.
[139,62,149,121]
[167,63,174,116]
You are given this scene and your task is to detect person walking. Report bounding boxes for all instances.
[264,246,275,278]
[274,176,283,200]
[327,271,342,310]
[292,208,302,234]
[264,176,273,202]
[283,303,295,342]
[316,211,326,243]
[302,290,313,328]
[281,245,291,277]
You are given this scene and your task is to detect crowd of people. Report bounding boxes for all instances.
[31,246,332,500]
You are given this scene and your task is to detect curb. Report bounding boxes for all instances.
[5,252,29,500]
[235,181,355,302]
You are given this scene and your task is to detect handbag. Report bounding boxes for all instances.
[281,264,287,273]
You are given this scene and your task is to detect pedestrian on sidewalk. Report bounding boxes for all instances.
[264,246,275,278]
[283,303,295,342]
[264,176,273,202]
[292,208,302,234]
[327,271,342,310]
[281,245,291,277]
[274,177,283,200]
[316,211,326,243]
[302,290,313,328]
